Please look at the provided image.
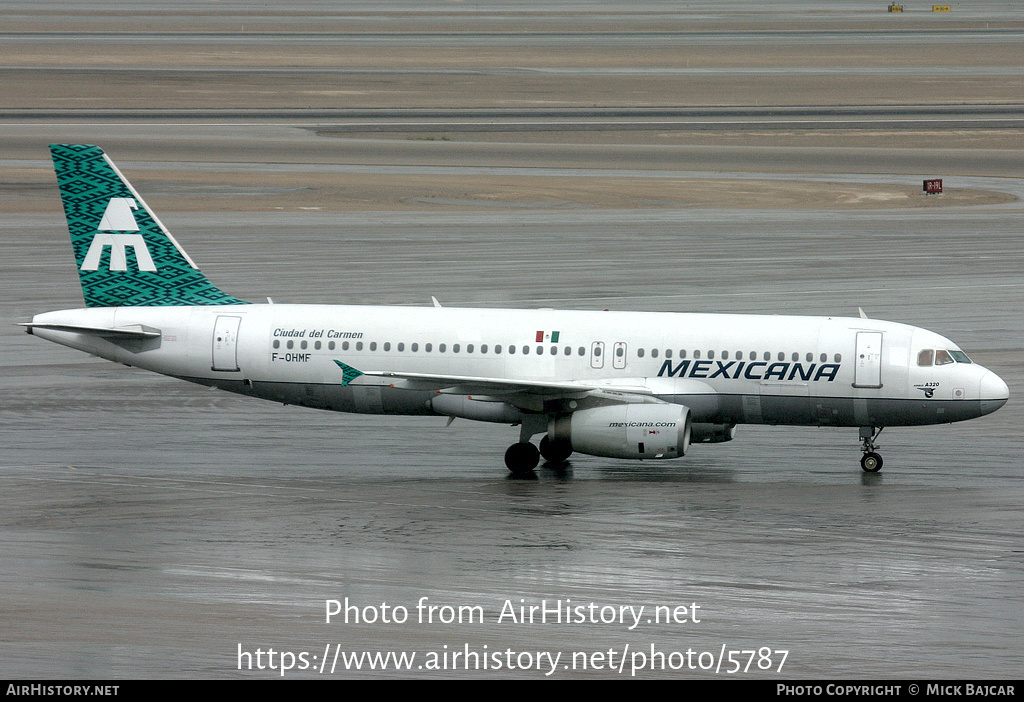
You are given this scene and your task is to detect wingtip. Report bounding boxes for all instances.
[333,359,365,386]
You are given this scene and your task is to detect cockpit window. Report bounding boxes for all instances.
[919,348,972,366]
[949,350,973,364]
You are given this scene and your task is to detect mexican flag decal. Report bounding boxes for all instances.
[535,330,560,343]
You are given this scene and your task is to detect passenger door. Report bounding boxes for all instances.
[853,331,883,388]
[212,315,241,372]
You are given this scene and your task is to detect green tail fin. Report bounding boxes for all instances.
[50,144,248,307]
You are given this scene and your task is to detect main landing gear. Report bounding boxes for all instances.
[504,442,539,474]
[539,435,573,463]
[504,437,575,474]
[504,416,575,474]
[859,426,884,473]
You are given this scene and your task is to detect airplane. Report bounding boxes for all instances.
[22,144,1009,474]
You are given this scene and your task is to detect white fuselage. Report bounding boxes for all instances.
[29,304,1008,430]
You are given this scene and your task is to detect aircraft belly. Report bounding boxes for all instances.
[322,384,434,415]
[757,393,816,425]
[725,394,986,428]
[759,381,812,425]
[866,398,988,426]
[808,396,985,427]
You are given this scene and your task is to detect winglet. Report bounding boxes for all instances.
[333,360,365,386]
[431,296,442,308]
[858,307,869,319]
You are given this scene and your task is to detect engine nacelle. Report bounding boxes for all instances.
[690,423,737,443]
[549,404,691,459]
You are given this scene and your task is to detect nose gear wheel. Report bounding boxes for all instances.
[859,427,884,472]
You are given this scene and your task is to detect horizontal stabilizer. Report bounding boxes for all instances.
[19,322,161,340]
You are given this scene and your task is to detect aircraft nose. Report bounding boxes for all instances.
[979,370,1009,415]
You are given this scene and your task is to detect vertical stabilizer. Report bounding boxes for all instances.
[50,144,248,307]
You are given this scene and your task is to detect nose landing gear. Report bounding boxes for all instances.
[859,426,884,472]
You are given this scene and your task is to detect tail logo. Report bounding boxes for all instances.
[80,197,157,272]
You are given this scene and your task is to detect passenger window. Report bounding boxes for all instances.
[638,348,645,358]
[652,349,659,359]
[935,349,954,365]
[917,349,934,366]
[467,344,474,353]
[453,344,460,353]
[397,343,404,352]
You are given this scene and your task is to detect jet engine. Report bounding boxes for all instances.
[548,403,691,459]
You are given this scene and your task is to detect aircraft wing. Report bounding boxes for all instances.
[333,360,654,399]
